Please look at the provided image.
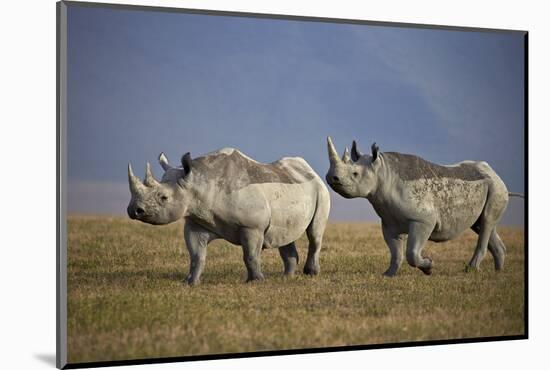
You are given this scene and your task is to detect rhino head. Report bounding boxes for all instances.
[325,137,381,198]
[127,152,193,225]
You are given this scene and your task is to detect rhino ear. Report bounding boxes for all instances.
[181,152,192,175]
[158,152,172,171]
[351,140,363,162]
[371,142,380,162]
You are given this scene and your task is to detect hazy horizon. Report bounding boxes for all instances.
[66,5,525,225]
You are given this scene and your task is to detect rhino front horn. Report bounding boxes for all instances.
[327,136,340,165]
[144,162,160,187]
[128,163,146,194]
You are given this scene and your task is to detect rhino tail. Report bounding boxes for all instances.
[508,192,524,198]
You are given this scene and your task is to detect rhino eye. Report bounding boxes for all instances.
[160,195,168,202]
[352,171,359,177]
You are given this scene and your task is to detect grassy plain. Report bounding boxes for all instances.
[67,216,525,364]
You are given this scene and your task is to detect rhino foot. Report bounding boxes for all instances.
[246,273,265,283]
[303,265,320,276]
[185,274,201,286]
[420,266,432,275]
[419,257,433,275]
[383,269,398,277]
[464,263,480,273]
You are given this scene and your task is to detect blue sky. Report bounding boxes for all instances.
[67,5,525,225]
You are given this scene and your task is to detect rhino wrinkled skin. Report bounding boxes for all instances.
[325,137,521,276]
[127,148,330,285]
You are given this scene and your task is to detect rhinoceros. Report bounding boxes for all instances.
[325,137,523,276]
[127,148,330,284]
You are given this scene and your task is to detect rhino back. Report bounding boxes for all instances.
[193,149,317,193]
[383,152,486,182]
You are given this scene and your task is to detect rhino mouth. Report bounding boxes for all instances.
[135,215,160,225]
[329,183,354,198]
[134,213,176,226]
[135,212,153,222]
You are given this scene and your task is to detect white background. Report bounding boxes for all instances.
[1,0,548,369]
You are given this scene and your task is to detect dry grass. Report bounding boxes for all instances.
[67,216,525,364]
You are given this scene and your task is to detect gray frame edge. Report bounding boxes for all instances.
[63,0,527,34]
[57,1,68,368]
[54,2,528,369]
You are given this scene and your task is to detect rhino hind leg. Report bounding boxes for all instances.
[240,228,265,282]
[468,225,492,271]
[471,224,506,271]
[304,238,321,275]
[304,192,330,276]
[468,188,508,270]
[279,243,299,275]
[406,221,435,275]
[489,231,507,270]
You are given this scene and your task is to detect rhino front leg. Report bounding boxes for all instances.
[279,242,299,276]
[240,228,265,282]
[381,223,405,277]
[183,220,217,285]
[406,221,435,275]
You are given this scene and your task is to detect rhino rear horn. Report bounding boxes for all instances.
[342,147,351,163]
[144,162,160,187]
